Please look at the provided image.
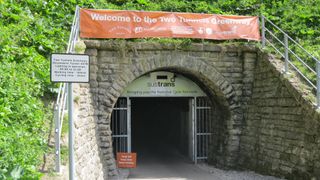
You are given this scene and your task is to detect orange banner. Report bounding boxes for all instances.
[80,9,260,41]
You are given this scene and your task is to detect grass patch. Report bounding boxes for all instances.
[60,145,69,166]
[61,115,69,136]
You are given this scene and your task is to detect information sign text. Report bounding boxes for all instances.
[51,54,90,83]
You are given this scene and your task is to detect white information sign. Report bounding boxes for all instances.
[51,54,90,83]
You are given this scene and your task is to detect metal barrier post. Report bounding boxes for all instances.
[261,15,266,48]
[317,62,320,108]
[54,104,61,173]
[284,34,289,73]
[53,5,79,178]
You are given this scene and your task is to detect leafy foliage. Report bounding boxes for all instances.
[0,0,101,178]
[0,0,319,179]
[0,61,46,179]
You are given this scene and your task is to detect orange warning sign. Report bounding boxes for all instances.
[117,153,137,168]
[80,9,260,41]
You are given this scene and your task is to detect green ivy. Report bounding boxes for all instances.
[0,0,102,178]
[0,61,46,179]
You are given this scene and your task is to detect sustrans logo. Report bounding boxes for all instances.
[147,81,175,87]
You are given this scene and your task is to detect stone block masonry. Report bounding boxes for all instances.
[73,40,320,179]
[239,53,320,179]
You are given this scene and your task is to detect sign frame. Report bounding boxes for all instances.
[50,53,90,83]
[116,152,137,168]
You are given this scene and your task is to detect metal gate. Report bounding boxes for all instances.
[111,97,131,154]
[111,96,212,163]
[193,97,212,163]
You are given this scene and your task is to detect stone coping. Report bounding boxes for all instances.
[83,40,258,52]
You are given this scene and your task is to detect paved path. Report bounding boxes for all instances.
[123,145,283,180]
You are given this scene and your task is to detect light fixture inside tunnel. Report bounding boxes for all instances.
[156,75,168,80]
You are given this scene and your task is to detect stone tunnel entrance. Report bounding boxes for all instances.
[110,72,213,167]
[74,41,320,179]
[78,41,258,178]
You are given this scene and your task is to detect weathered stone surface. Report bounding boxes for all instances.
[85,48,98,56]
[74,40,320,180]
[239,52,320,179]
[74,84,105,179]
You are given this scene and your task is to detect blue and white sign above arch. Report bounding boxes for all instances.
[121,71,206,97]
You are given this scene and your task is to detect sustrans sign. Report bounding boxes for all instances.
[121,72,206,97]
[80,9,260,41]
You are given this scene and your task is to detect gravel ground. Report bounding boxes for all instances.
[113,145,284,180]
[43,144,284,180]
[123,161,283,180]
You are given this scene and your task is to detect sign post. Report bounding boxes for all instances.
[51,53,90,180]
[68,82,74,180]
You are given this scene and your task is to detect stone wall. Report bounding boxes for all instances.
[75,40,261,178]
[239,53,320,179]
[73,83,106,180]
[73,40,320,179]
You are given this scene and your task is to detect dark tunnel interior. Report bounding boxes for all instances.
[131,97,191,158]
